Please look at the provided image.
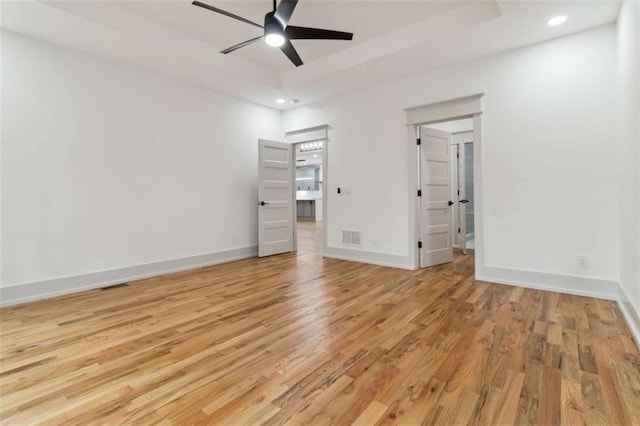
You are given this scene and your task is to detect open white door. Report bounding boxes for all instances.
[258,139,294,257]
[419,127,453,267]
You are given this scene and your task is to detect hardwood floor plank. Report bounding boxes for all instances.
[350,400,388,426]
[561,378,584,425]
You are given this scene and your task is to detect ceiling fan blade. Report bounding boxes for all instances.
[220,36,264,54]
[192,1,263,29]
[280,39,303,67]
[274,0,298,26]
[285,26,353,40]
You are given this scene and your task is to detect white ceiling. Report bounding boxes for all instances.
[114,1,460,72]
[1,1,621,109]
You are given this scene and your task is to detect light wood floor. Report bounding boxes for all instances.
[1,222,639,425]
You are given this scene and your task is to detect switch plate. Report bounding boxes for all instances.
[577,255,589,269]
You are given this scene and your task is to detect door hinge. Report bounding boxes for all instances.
[457,152,460,158]
[458,227,461,233]
[417,189,422,197]
[418,241,422,249]
[457,190,460,196]
[416,138,421,146]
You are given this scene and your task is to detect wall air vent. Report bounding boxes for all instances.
[351,231,361,245]
[342,230,361,245]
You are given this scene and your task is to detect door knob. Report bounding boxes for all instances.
[459,199,469,204]
[259,201,269,206]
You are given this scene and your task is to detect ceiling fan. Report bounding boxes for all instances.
[192,0,354,67]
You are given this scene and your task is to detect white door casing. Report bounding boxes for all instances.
[419,127,453,267]
[258,139,294,257]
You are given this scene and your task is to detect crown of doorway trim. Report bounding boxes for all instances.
[285,125,329,144]
[405,94,484,126]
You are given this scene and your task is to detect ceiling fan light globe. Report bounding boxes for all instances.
[265,33,285,47]
[547,15,567,26]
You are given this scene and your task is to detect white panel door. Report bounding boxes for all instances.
[258,140,294,257]
[419,127,453,267]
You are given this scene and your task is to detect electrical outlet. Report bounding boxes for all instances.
[577,255,589,269]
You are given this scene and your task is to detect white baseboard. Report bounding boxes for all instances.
[323,247,414,270]
[617,284,640,347]
[0,246,257,307]
[5,248,638,348]
[471,265,640,349]
[476,265,618,300]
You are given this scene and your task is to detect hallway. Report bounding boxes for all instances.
[296,220,322,255]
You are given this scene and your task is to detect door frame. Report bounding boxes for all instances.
[405,94,484,272]
[285,125,329,255]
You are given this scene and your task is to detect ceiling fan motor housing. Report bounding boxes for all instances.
[265,12,285,37]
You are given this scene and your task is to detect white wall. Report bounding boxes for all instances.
[284,25,619,289]
[2,22,632,317]
[616,0,640,334]
[1,31,282,300]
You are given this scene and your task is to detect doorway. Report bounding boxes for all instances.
[405,94,483,271]
[258,125,329,258]
[418,116,475,266]
[294,140,324,255]
[426,119,475,253]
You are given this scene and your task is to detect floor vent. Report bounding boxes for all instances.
[101,283,129,290]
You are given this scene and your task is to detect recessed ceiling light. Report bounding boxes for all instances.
[265,33,285,47]
[276,98,286,104]
[547,15,567,26]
